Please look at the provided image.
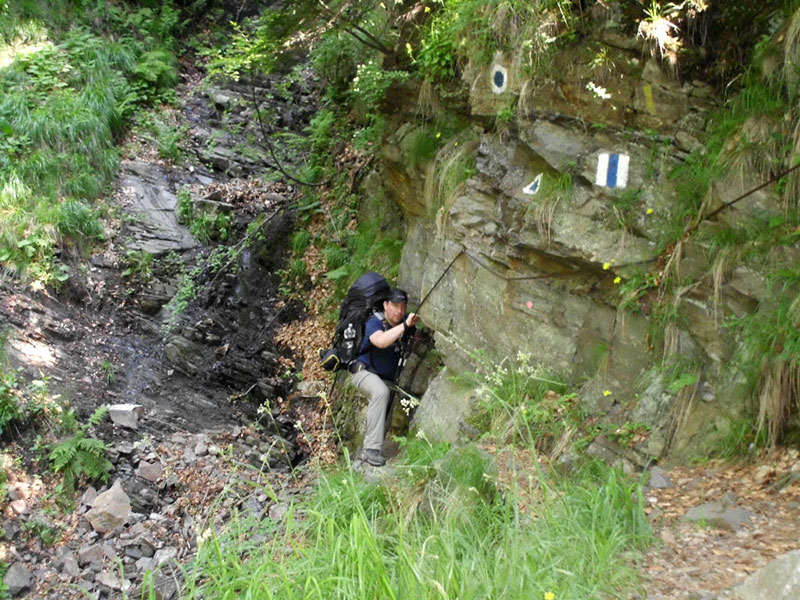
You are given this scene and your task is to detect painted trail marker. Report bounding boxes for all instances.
[596,153,630,189]
[491,64,508,94]
[523,173,543,195]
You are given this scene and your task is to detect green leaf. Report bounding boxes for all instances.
[324,265,350,280]
[668,373,697,393]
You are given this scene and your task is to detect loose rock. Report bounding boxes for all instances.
[108,404,145,429]
[3,563,33,597]
[86,481,132,533]
[137,461,163,483]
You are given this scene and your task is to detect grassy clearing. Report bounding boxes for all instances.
[0,1,179,286]
[181,442,651,600]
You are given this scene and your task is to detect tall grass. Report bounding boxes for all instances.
[0,1,179,284]
[181,443,651,600]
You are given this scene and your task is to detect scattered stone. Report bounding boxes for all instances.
[648,466,673,489]
[586,436,621,464]
[62,555,81,578]
[194,440,208,457]
[86,481,131,533]
[140,538,156,558]
[719,507,753,531]
[153,546,178,566]
[242,496,263,517]
[137,461,163,483]
[96,570,130,592]
[182,447,197,464]
[80,486,98,508]
[108,404,145,429]
[268,502,289,521]
[77,543,106,566]
[732,550,800,600]
[210,90,231,108]
[55,547,81,577]
[9,498,27,515]
[6,485,21,501]
[115,442,134,456]
[682,501,753,532]
[3,563,33,597]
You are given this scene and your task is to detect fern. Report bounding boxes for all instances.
[0,372,22,435]
[49,406,112,495]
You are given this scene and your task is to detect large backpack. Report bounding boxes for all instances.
[319,272,391,372]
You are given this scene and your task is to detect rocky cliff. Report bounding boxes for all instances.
[366,3,800,459]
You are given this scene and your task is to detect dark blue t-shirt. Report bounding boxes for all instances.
[358,313,411,380]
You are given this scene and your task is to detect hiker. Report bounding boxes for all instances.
[350,288,420,466]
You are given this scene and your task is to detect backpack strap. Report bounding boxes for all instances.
[361,311,386,366]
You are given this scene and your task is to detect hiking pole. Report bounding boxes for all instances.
[384,328,417,436]
[416,248,464,313]
[382,249,463,435]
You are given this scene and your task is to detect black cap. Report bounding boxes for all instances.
[387,288,408,303]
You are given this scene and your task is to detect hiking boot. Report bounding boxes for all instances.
[361,449,386,467]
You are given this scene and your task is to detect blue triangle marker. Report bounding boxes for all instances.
[523,173,543,195]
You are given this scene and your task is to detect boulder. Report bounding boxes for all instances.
[411,366,478,444]
[732,550,800,600]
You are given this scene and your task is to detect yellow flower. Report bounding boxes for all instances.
[544,593,555,600]
[425,5,431,12]
[646,208,654,215]
[454,142,459,147]
[603,389,611,396]
[436,132,441,139]
[613,276,621,284]
[602,262,610,270]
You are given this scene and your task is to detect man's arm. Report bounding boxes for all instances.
[368,313,419,349]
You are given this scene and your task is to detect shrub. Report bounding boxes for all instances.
[466,352,572,448]
[0,371,22,436]
[54,199,105,242]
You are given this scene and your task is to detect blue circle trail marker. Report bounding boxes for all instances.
[595,152,630,189]
[491,64,508,94]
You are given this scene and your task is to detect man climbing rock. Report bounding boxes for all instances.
[349,288,419,466]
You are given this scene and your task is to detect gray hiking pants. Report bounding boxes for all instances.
[351,370,391,451]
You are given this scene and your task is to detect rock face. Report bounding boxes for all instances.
[118,159,199,256]
[379,8,800,458]
[732,550,800,600]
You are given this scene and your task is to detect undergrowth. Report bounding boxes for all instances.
[181,440,652,600]
[0,343,111,499]
[0,0,179,286]
[48,405,112,496]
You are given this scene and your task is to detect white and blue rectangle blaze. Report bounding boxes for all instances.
[595,153,630,189]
